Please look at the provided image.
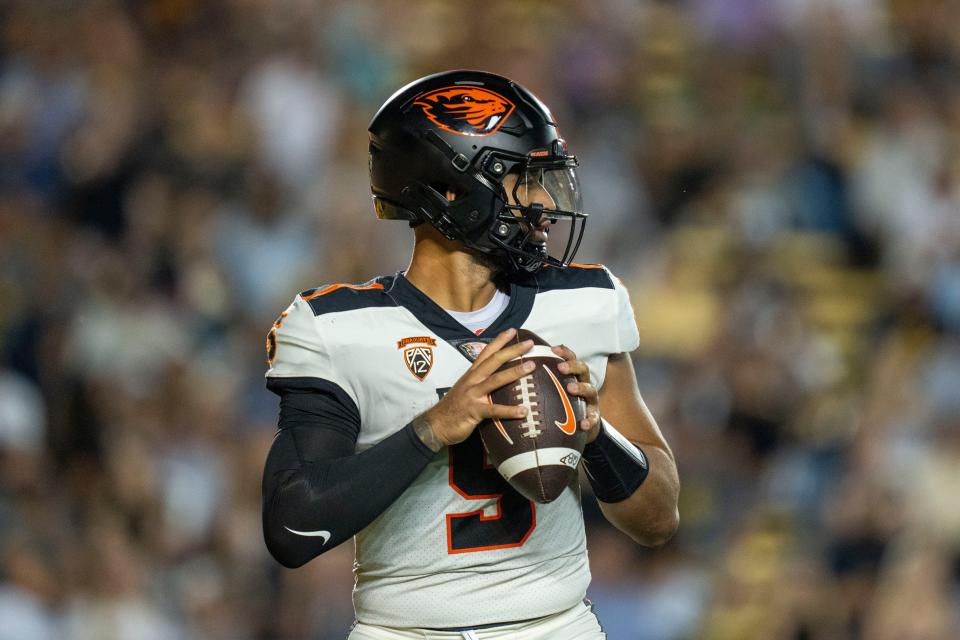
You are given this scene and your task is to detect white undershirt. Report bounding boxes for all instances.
[443,289,510,335]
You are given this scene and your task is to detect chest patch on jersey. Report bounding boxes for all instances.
[456,341,488,362]
[398,336,437,381]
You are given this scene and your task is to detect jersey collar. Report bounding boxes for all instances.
[386,272,535,348]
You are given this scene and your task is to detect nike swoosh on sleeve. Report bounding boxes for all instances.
[283,527,331,544]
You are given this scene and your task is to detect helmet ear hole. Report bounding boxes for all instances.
[428,184,462,202]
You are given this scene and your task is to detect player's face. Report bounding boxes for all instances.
[502,171,557,245]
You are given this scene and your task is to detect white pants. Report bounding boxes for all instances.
[347,601,605,640]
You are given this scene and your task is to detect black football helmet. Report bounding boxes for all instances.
[368,70,586,272]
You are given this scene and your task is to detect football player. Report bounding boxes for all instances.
[261,70,680,639]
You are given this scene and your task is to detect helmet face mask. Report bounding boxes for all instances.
[479,156,585,271]
[369,70,588,273]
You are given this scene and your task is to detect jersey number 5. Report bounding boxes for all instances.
[446,432,537,554]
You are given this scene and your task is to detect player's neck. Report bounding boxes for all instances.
[405,227,499,312]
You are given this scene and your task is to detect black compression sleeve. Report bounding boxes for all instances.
[581,419,649,503]
[262,385,435,568]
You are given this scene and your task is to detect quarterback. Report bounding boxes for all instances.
[261,70,680,639]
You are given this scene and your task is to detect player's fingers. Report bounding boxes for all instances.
[569,380,600,431]
[553,345,593,383]
[477,360,535,395]
[557,358,589,381]
[473,339,534,378]
[551,344,578,362]
[482,401,529,421]
[580,409,601,431]
[567,380,599,403]
[472,328,517,366]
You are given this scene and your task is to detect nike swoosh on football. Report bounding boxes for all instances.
[283,527,331,544]
[542,364,577,435]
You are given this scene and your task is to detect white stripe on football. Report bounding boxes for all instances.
[496,447,582,481]
[508,345,563,361]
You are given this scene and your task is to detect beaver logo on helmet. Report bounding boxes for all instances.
[412,86,515,136]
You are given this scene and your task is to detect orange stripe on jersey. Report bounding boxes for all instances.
[567,262,605,269]
[301,283,385,301]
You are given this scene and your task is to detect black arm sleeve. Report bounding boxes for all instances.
[261,379,435,568]
[581,419,649,503]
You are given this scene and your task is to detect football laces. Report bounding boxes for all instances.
[515,375,542,439]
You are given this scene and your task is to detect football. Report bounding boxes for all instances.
[480,329,587,503]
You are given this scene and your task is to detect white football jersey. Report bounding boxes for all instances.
[265,264,639,628]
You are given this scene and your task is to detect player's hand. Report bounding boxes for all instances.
[415,328,535,449]
[552,344,601,443]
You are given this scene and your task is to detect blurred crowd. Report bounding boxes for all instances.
[1,0,959,638]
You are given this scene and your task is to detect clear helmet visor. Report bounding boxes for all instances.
[496,162,587,270]
[507,166,583,216]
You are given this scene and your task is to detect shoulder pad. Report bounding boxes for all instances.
[518,263,614,292]
[300,276,397,316]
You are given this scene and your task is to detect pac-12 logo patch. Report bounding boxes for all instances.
[412,86,516,137]
[398,336,437,381]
